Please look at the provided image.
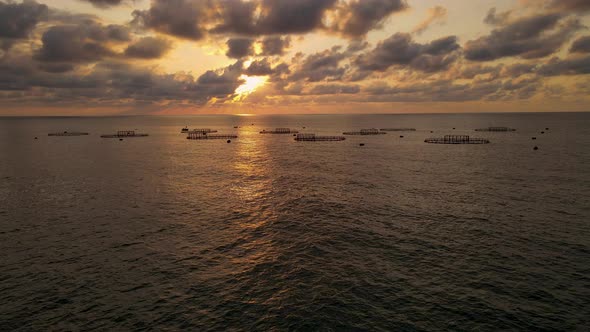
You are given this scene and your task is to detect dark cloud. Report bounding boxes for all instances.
[365,80,508,102]
[355,33,460,73]
[261,36,291,56]
[289,48,348,82]
[35,25,116,63]
[331,0,407,37]
[538,55,590,76]
[226,38,254,59]
[483,8,512,25]
[245,58,291,77]
[132,0,208,41]
[465,13,582,61]
[308,84,360,95]
[79,0,128,8]
[547,0,590,13]
[125,37,172,59]
[257,0,337,34]
[192,60,245,97]
[570,36,590,53]
[0,0,48,49]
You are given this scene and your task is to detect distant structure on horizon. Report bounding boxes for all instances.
[295,133,346,141]
[475,127,516,132]
[343,128,386,135]
[380,128,416,132]
[424,135,490,144]
[260,128,299,134]
[48,131,89,136]
[100,130,149,138]
[187,132,237,140]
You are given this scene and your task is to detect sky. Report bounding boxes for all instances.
[0,0,589,115]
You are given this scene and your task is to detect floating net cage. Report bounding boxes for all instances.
[475,127,516,132]
[188,129,218,134]
[343,128,386,135]
[295,133,346,141]
[379,128,416,132]
[100,130,149,138]
[187,132,238,140]
[48,131,89,136]
[260,128,299,134]
[424,135,490,144]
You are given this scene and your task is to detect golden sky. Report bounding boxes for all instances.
[1,0,589,115]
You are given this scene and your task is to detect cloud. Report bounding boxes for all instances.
[465,13,582,61]
[413,6,447,35]
[0,0,48,49]
[79,0,129,8]
[245,58,289,76]
[308,83,360,95]
[331,0,407,37]
[355,33,460,73]
[484,8,512,25]
[538,55,590,76]
[125,36,172,59]
[132,0,209,41]
[547,0,590,13]
[570,36,590,53]
[261,36,291,56]
[288,47,348,82]
[226,37,254,59]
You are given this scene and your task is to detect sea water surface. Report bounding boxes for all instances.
[1,113,589,331]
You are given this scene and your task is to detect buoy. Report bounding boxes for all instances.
[293,134,296,137]
[34,137,38,140]
[532,137,537,140]
[303,126,306,129]
[453,127,456,130]
[430,131,433,133]
[227,140,231,143]
[119,138,123,141]
[545,128,549,130]
[400,135,404,138]
[534,146,538,150]
[360,143,365,146]
[541,131,545,134]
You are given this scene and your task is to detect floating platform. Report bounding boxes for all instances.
[187,132,237,140]
[48,131,89,136]
[380,128,416,132]
[295,134,346,142]
[260,128,299,134]
[188,129,218,134]
[181,127,189,133]
[343,128,386,136]
[475,127,516,132]
[100,130,149,138]
[424,135,490,144]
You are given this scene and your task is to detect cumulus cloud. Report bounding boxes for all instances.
[330,0,407,37]
[308,84,360,95]
[355,33,460,73]
[261,36,291,56]
[0,0,48,49]
[79,0,129,8]
[465,13,582,61]
[124,36,172,59]
[570,36,590,53]
[226,38,254,59]
[538,55,590,76]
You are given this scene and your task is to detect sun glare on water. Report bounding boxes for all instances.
[234,75,268,101]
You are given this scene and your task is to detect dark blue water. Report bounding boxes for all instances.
[1,113,589,330]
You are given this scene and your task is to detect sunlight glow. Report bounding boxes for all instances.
[234,75,268,101]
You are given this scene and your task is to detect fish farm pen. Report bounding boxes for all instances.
[100,131,149,138]
[343,128,387,135]
[188,129,218,134]
[379,128,416,132]
[295,134,346,142]
[48,131,89,136]
[424,135,490,144]
[475,127,516,132]
[187,132,238,140]
[260,128,299,134]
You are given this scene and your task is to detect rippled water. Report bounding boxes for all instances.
[1,113,589,331]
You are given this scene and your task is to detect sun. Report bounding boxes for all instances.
[234,75,268,101]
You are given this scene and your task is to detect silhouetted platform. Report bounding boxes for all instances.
[101,131,149,138]
[48,131,89,136]
[188,129,218,134]
[295,134,346,141]
[380,128,416,132]
[425,135,490,144]
[187,132,237,140]
[260,128,299,134]
[343,128,386,135]
[475,127,516,132]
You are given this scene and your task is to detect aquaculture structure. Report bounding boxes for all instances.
[187,132,238,140]
[260,128,299,134]
[475,127,516,132]
[188,129,218,134]
[343,128,386,135]
[294,134,346,142]
[181,127,189,133]
[48,131,89,136]
[424,135,490,144]
[100,130,149,138]
[379,128,416,132]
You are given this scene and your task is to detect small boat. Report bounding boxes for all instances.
[48,131,89,136]
[100,130,149,138]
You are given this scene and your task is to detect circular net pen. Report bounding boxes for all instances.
[379,128,416,132]
[424,135,490,144]
[295,134,346,142]
[187,132,238,140]
[188,129,218,134]
[101,130,149,138]
[343,128,386,135]
[48,131,89,136]
[260,128,299,134]
[475,127,516,132]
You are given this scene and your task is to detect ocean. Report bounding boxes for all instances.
[1,113,589,330]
